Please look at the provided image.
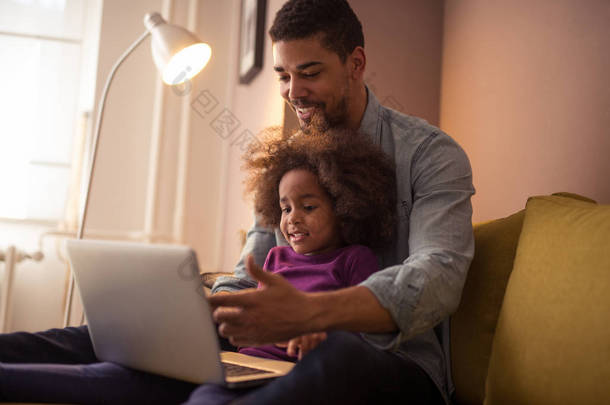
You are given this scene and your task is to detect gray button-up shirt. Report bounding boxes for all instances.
[213,89,475,403]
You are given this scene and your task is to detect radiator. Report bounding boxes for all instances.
[0,246,43,332]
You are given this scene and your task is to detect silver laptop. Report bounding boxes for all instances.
[65,239,294,387]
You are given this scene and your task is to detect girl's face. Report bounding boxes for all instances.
[278,169,342,255]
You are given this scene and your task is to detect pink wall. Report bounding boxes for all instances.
[351,0,444,125]
[218,0,286,271]
[440,0,610,222]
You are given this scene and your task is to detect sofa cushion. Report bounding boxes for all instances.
[451,209,525,405]
[484,195,610,404]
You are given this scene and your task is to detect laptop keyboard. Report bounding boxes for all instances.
[222,362,273,377]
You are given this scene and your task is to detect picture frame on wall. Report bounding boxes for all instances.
[239,0,267,84]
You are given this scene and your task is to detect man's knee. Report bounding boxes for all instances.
[307,331,366,361]
[289,331,371,382]
[239,332,395,405]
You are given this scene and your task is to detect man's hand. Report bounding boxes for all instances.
[209,256,398,346]
[208,255,319,346]
[276,332,328,360]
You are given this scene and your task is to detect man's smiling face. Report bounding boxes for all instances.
[273,36,353,130]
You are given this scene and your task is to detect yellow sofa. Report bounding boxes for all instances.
[451,193,610,405]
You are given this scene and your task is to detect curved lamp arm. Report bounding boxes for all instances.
[63,30,150,328]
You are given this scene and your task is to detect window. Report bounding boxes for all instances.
[0,0,99,222]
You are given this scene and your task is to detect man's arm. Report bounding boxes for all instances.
[307,285,396,333]
[211,214,277,294]
[360,131,474,349]
[209,255,396,346]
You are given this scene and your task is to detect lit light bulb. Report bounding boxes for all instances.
[162,43,212,85]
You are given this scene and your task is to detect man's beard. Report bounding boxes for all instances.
[298,78,351,133]
[300,96,349,134]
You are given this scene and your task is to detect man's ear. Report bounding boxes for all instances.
[348,46,366,80]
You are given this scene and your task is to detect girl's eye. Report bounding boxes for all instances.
[281,207,291,213]
[304,205,316,211]
[278,75,290,82]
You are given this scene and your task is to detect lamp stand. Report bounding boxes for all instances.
[62,30,151,328]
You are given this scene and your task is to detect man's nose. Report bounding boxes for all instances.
[288,77,307,100]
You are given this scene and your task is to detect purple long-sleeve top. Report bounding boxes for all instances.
[238,244,379,361]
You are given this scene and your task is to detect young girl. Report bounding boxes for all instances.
[235,125,396,361]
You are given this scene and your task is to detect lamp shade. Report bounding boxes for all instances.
[144,12,212,85]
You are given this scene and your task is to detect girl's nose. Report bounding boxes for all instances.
[288,211,302,224]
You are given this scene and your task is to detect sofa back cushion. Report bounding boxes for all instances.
[450,210,525,405]
[484,195,610,404]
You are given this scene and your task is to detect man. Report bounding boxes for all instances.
[206,0,475,404]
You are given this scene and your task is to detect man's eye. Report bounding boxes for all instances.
[302,72,319,78]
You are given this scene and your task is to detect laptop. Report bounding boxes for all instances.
[65,239,294,387]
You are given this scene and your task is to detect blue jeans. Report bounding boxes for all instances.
[0,327,443,404]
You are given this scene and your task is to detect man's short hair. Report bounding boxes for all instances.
[269,0,364,62]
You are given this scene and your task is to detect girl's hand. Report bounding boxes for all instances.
[284,332,327,360]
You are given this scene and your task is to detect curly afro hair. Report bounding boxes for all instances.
[243,126,396,248]
[269,0,364,62]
